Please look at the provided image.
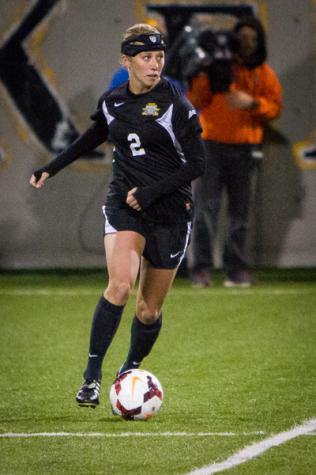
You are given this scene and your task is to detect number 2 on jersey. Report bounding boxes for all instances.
[128,133,145,157]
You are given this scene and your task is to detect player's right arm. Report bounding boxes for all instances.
[29,171,50,188]
[30,107,108,188]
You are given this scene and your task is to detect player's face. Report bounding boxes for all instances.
[238,26,258,57]
[124,50,165,94]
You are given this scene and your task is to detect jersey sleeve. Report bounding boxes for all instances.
[172,94,202,138]
[33,100,109,179]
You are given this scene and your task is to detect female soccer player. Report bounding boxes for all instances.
[30,23,205,407]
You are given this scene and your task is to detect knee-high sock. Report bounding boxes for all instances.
[84,296,124,380]
[123,315,162,369]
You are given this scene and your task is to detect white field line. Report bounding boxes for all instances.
[0,288,314,297]
[0,431,264,439]
[185,418,316,475]
[1,430,315,440]
[0,289,99,296]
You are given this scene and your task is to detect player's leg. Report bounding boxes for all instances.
[118,220,191,375]
[76,230,145,407]
[118,258,178,374]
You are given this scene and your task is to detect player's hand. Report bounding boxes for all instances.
[226,90,258,110]
[29,171,50,188]
[126,187,141,211]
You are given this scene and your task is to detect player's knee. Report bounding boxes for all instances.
[136,300,160,324]
[106,279,133,304]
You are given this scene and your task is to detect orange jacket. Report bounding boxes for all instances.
[187,63,282,144]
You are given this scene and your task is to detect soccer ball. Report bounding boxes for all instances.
[110,369,163,420]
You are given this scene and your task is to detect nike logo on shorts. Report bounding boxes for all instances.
[114,102,124,107]
[170,251,182,258]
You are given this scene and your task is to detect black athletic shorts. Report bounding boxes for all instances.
[102,206,191,269]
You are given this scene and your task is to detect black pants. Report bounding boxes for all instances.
[191,140,258,276]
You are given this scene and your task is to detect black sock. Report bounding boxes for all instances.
[123,315,162,370]
[84,296,124,381]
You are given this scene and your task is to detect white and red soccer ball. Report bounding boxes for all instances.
[110,369,163,420]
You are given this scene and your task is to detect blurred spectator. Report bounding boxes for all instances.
[108,66,129,90]
[187,17,282,287]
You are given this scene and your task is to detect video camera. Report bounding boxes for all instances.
[164,25,240,93]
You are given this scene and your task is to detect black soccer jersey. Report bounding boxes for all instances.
[35,78,205,224]
[97,78,204,223]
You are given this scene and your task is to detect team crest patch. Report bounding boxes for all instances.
[142,102,160,116]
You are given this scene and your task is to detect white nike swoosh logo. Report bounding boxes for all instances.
[170,251,182,258]
[89,354,98,358]
[188,109,196,119]
[114,102,124,107]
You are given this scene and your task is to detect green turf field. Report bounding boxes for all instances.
[0,269,315,474]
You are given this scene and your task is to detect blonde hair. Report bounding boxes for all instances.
[122,23,161,41]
